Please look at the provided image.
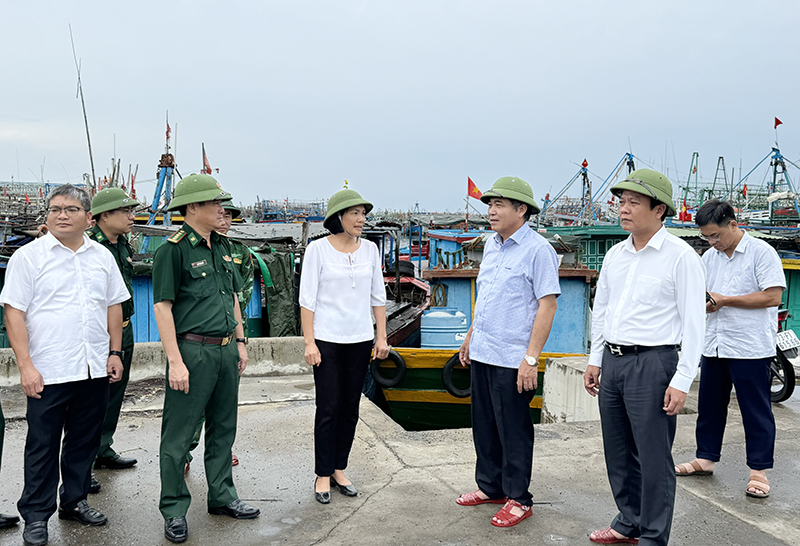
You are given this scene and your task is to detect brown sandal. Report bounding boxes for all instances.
[746,475,770,498]
[675,459,713,476]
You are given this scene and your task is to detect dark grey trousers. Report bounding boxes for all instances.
[599,346,678,546]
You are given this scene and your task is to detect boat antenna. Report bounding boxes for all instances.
[69,24,96,193]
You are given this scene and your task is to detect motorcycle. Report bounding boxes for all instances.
[772,308,797,403]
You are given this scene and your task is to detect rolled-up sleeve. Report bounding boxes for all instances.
[670,249,706,392]
[299,242,320,312]
[370,243,387,307]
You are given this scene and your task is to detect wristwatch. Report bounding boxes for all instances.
[523,355,537,367]
[109,350,124,359]
[235,338,247,345]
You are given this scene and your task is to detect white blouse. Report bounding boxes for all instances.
[299,237,387,343]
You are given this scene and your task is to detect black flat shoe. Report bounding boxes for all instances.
[95,453,137,469]
[89,474,101,494]
[331,476,358,497]
[314,477,331,504]
[0,513,19,529]
[58,499,107,526]
[164,516,188,544]
[208,499,260,519]
[22,521,48,546]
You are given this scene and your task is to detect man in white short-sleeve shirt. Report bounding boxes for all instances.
[675,199,784,499]
[0,184,129,546]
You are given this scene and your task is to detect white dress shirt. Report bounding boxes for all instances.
[589,226,706,393]
[703,232,785,359]
[0,232,130,385]
[299,237,387,344]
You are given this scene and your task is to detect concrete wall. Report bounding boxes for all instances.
[541,356,600,423]
[0,336,311,387]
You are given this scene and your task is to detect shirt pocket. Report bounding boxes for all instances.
[632,275,661,306]
[188,265,216,297]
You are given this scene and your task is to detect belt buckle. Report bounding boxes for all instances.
[221,335,232,346]
[608,344,623,356]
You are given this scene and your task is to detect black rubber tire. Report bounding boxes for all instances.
[442,353,470,398]
[770,350,796,403]
[371,349,406,387]
[385,260,415,277]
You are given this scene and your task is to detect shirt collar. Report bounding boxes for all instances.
[733,231,750,254]
[181,222,219,248]
[43,231,92,253]
[622,225,667,253]
[492,223,530,246]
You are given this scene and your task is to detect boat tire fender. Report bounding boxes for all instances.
[442,353,470,398]
[371,349,406,388]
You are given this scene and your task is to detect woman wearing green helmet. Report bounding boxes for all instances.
[298,188,390,504]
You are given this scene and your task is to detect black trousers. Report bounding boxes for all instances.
[599,346,678,546]
[18,377,109,523]
[696,356,775,470]
[470,360,535,506]
[313,339,372,477]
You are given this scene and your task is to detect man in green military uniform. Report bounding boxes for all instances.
[89,188,141,484]
[185,203,255,471]
[152,174,259,544]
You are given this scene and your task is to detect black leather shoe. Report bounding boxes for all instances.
[22,521,48,546]
[58,500,107,526]
[0,513,19,529]
[89,474,101,494]
[314,478,331,504]
[95,453,137,469]
[331,476,358,497]
[208,499,260,519]
[164,516,188,544]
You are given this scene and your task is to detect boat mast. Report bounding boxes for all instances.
[69,25,96,194]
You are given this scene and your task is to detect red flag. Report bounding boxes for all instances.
[467,177,482,200]
[25,194,30,203]
[581,159,588,168]
[202,144,212,174]
[166,123,171,140]
[775,117,783,129]
[743,183,748,197]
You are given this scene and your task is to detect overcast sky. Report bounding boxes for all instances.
[1,1,798,213]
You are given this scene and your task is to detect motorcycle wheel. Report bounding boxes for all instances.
[770,350,796,403]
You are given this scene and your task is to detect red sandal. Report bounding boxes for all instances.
[490,499,531,527]
[456,490,507,506]
[589,527,639,544]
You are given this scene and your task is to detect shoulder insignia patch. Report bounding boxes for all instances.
[167,230,186,244]
[233,257,242,264]
[223,255,232,262]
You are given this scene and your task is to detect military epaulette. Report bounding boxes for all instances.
[167,230,187,244]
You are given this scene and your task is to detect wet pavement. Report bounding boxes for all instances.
[0,374,798,546]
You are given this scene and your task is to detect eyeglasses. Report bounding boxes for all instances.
[698,233,722,242]
[47,206,85,217]
[115,208,137,217]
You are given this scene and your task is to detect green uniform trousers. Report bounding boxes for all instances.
[159,339,240,519]
[98,322,134,458]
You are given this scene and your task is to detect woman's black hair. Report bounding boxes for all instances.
[327,212,345,234]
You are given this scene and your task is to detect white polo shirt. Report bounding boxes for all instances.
[589,226,707,393]
[0,232,130,385]
[702,232,786,359]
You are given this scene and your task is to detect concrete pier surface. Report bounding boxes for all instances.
[0,373,799,546]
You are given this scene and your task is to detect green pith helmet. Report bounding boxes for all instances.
[480,176,541,215]
[323,189,373,231]
[222,203,241,218]
[165,173,232,211]
[91,188,141,215]
[610,169,676,217]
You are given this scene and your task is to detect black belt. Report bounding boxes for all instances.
[604,342,680,357]
[177,333,234,346]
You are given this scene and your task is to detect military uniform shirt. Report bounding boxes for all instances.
[88,225,135,320]
[152,223,242,336]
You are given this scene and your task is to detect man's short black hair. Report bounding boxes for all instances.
[327,213,345,234]
[509,199,533,222]
[177,205,187,217]
[696,199,736,227]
